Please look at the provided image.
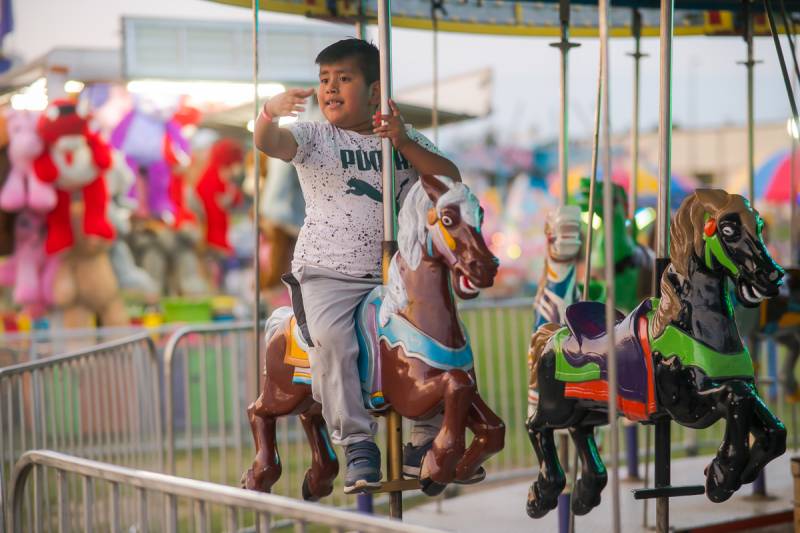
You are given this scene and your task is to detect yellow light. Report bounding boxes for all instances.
[634,207,657,230]
[64,80,85,93]
[580,212,602,230]
[10,78,47,111]
[507,243,522,259]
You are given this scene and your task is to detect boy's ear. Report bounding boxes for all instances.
[368,80,380,107]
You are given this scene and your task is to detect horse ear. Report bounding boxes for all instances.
[419,174,449,203]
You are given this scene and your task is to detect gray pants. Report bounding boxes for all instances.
[286,264,441,447]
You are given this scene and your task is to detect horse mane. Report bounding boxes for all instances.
[652,189,756,337]
[380,177,480,326]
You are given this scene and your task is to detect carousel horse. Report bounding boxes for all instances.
[533,205,582,329]
[526,189,786,518]
[242,175,504,499]
[580,178,654,312]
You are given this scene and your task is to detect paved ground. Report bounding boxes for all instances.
[404,453,796,532]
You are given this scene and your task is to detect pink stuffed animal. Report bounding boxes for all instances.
[0,211,58,317]
[0,110,56,213]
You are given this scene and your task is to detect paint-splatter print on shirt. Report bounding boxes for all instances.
[288,122,441,277]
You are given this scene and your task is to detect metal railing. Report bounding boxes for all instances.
[0,334,163,531]
[8,450,447,533]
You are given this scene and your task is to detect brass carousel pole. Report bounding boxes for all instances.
[376,0,403,518]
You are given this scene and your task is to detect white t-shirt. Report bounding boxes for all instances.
[288,121,440,278]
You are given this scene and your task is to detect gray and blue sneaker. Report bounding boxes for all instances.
[402,441,486,485]
[343,441,383,494]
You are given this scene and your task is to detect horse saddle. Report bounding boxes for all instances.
[555,300,657,421]
[284,286,474,412]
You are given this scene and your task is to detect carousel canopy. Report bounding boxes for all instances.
[209,0,800,37]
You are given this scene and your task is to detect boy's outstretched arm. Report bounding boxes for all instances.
[254,88,314,162]
[374,99,461,182]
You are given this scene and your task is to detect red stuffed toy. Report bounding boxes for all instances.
[195,139,244,254]
[32,99,115,254]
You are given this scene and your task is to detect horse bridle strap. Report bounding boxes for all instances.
[426,207,458,266]
[703,214,740,276]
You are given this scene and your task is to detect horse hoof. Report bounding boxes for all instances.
[302,476,318,502]
[705,470,734,503]
[571,493,597,516]
[301,471,333,501]
[526,485,557,519]
[420,477,447,497]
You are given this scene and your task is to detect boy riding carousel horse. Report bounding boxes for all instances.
[247,38,502,496]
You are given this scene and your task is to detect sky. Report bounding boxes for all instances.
[6,0,796,148]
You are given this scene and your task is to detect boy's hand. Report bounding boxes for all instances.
[373,99,411,150]
[265,88,314,119]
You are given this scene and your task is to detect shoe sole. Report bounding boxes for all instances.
[343,479,383,494]
[402,467,486,485]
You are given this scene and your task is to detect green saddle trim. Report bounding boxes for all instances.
[649,313,754,379]
[553,328,602,382]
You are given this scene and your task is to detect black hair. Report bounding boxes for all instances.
[315,38,380,86]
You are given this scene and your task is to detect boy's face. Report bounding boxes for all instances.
[317,58,379,130]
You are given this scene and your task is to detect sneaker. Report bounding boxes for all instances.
[343,441,382,494]
[402,441,487,485]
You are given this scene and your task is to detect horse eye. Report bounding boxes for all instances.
[441,215,454,227]
[721,226,735,237]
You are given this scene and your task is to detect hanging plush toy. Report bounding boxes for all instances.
[0,211,58,317]
[110,96,190,221]
[32,98,115,254]
[0,109,55,213]
[195,138,244,254]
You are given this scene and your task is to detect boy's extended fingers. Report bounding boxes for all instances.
[388,99,400,116]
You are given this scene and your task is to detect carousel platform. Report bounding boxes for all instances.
[404,453,796,532]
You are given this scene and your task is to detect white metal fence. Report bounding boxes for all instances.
[8,450,447,533]
[1,298,797,530]
[0,334,163,532]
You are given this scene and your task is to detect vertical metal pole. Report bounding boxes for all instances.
[432,1,439,145]
[354,8,376,517]
[625,9,646,482]
[252,0,262,390]
[656,2,675,533]
[377,0,402,519]
[599,2,619,532]
[628,9,646,220]
[551,0,579,206]
[743,0,758,207]
[582,43,603,303]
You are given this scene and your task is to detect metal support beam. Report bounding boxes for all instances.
[656,2,675,532]
[628,9,647,221]
[252,0,263,390]
[550,0,580,206]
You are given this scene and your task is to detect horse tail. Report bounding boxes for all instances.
[265,306,293,343]
[529,322,562,390]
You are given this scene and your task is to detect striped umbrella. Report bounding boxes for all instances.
[731,148,800,203]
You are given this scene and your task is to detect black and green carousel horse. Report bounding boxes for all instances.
[526,189,787,518]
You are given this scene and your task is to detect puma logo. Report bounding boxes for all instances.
[345,177,411,206]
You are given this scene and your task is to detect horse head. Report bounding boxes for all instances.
[397,174,498,300]
[671,189,784,308]
[545,205,582,263]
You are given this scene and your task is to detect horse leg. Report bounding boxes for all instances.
[705,381,754,502]
[454,394,506,482]
[526,425,566,519]
[568,425,608,515]
[298,406,339,501]
[242,395,282,492]
[419,370,476,495]
[781,334,800,400]
[740,388,787,484]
